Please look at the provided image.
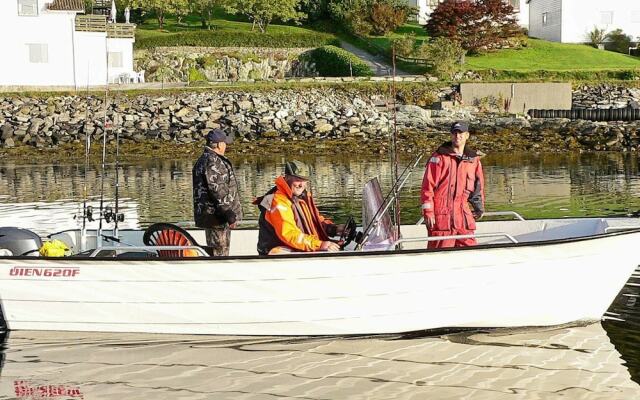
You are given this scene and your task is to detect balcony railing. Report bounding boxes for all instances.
[75,15,135,39]
[106,23,136,38]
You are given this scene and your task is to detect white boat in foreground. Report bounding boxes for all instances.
[0,215,639,336]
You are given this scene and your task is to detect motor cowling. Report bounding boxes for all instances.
[0,227,42,257]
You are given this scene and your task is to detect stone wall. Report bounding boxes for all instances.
[2,86,640,152]
[134,47,318,83]
[572,85,640,110]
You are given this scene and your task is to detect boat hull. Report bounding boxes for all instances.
[0,231,637,335]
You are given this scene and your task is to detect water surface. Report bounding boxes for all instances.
[0,152,639,398]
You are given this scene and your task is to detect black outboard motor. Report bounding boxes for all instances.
[0,227,42,257]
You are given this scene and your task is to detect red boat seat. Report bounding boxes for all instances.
[142,223,202,258]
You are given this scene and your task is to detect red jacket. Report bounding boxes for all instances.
[420,142,485,232]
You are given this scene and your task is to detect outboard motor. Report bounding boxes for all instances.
[0,227,42,257]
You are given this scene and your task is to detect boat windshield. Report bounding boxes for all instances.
[361,177,398,250]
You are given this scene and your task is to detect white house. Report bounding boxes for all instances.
[0,0,137,89]
[528,0,640,43]
[409,0,529,28]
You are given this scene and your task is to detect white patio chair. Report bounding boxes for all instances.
[136,70,145,83]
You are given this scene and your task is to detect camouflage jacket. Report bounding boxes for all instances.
[192,148,243,228]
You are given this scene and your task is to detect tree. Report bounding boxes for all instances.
[169,0,190,25]
[225,0,305,33]
[426,0,521,53]
[607,29,632,54]
[190,0,221,29]
[587,26,607,49]
[369,0,410,35]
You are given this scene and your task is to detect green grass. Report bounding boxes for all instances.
[136,12,337,44]
[467,39,640,71]
[365,22,429,52]
[348,24,640,77]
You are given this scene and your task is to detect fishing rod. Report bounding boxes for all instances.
[112,117,122,238]
[97,42,110,249]
[80,62,93,252]
[355,153,424,250]
[390,45,401,240]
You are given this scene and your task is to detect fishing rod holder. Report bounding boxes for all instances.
[103,206,125,224]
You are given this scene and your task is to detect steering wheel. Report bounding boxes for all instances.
[338,216,357,250]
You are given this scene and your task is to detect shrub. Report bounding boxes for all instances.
[392,33,416,57]
[426,0,522,53]
[308,45,373,77]
[607,29,632,54]
[329,0,411,36]
[587,26,607,48]
[370,1,409,35]
[135,30,339,49]
[188,67,207,82]
[416,37,466,79]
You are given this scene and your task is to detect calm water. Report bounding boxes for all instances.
[0,152,639,399]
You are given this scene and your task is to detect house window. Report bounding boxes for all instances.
[27,44,48,63]
[542,12,548,26]
[17,0,37,16]
[108,52,123,68]
[601,11,614,25]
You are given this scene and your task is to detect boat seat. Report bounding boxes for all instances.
[143,223,206,258]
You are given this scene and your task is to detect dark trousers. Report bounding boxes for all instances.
[205,226,231,256]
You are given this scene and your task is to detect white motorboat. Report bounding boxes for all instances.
[0,212,639,336]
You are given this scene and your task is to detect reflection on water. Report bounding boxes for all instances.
[0,323,637,400]
[2,152,640,398]
[3,152,640,235]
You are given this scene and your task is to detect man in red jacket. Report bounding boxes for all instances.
[421,121,485,249]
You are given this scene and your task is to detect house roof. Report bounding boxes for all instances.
[47,0,85,11]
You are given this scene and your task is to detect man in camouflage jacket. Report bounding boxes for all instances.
[192,129,243,256]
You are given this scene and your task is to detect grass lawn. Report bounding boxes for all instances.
[353,24,640,74]
[136,12,336,42]
[467,39,640,71]
[365,22,428,52]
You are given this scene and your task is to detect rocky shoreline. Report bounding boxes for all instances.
[2,85,640,159]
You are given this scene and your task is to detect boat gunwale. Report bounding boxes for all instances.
[2,223,640,262]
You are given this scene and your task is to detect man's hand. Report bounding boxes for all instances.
[229,222,238,229]
[320,241,340,252]
[423,210,435,230]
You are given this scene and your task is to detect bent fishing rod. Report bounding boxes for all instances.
[355,152,425,250]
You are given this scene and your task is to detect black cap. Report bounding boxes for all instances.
[450,121,469,133]
[205,129,233,144]
[284,160,311,181]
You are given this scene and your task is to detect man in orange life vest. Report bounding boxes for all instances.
[255,160,343,255]
[421,121,485,248]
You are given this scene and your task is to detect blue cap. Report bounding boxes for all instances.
[205,129,233,144]
[450,121,469,133]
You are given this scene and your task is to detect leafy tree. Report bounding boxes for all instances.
[169,0,190,25]
[607,29,632,54]
[189,0,222,29]
[426,0,521,53]
[328,0,411,36]
[136,0,177,28]
[587,26,608,48]
[369,0,410,35]
[225,0,305,33]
